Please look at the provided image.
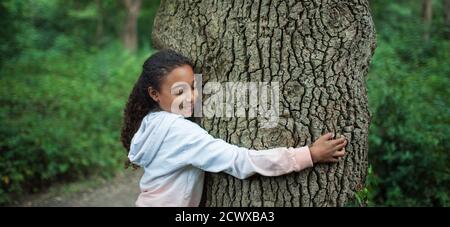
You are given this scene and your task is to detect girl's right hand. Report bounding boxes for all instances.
[309,133,347,163]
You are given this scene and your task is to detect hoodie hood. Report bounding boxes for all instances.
[128,111,182,166]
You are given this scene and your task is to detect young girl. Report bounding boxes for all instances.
[121,49,347,207]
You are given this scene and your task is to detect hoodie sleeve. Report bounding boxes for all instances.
[167,117,314,179]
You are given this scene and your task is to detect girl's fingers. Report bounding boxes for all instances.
[334,141,347,151]
[320,132,334,141]
[330,137,346,145]
[333,150,346,158]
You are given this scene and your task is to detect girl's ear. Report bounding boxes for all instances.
[148,86,159,103]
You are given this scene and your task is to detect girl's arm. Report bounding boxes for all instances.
[167,118,315,179]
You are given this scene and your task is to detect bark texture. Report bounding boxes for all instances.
[152,0,376,207]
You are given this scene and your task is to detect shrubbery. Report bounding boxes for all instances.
[367,0,449,206]
[0,44,149,204]
[0,0,448,206]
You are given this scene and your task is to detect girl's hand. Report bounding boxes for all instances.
[309,133,347,163]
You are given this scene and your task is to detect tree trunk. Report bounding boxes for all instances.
[152,0,376,207]
[421,0,433,41]
[123,0,141,52]
[95,0,104,45]
[445,0,450,40]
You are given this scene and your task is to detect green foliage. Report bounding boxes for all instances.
[0,0,162,205]
[367,0,450,206]
[0,43,150,204]
[346,166,378,207]
[0,0,161,62]
[0,0,448,207]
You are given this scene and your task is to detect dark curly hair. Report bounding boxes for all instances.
[120,49,194,168]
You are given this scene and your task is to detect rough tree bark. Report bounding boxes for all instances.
[152,0,376,207]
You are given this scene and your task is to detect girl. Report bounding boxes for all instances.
[121,49,347,207]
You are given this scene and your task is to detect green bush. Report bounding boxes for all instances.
[367,0,450,206]
[0,44,150,204]
[0,0,160,205]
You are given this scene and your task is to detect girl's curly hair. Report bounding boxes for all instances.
[120,49,194,168]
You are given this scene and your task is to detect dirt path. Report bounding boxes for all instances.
[13,169,143,207]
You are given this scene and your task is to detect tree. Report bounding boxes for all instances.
[421,0,433,41]
[152,0,376,207]
[445,0,450,40]
[123,0,141,52]
[95,0,104,44]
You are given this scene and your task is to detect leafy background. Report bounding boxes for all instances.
[0,0,448,206]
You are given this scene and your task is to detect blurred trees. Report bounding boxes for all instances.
[95,0,104,44]
[421,0,433,40]
[0,0,159,62]
[0,0,448,206]
[0,0,160,205]
[445,0,450,39]
[123,0,142,52]
[368,0,449,206]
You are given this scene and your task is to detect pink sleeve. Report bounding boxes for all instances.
[291,146,314,171]
[241,146,314,178]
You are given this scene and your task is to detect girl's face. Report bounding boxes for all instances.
[148,65,196,117]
